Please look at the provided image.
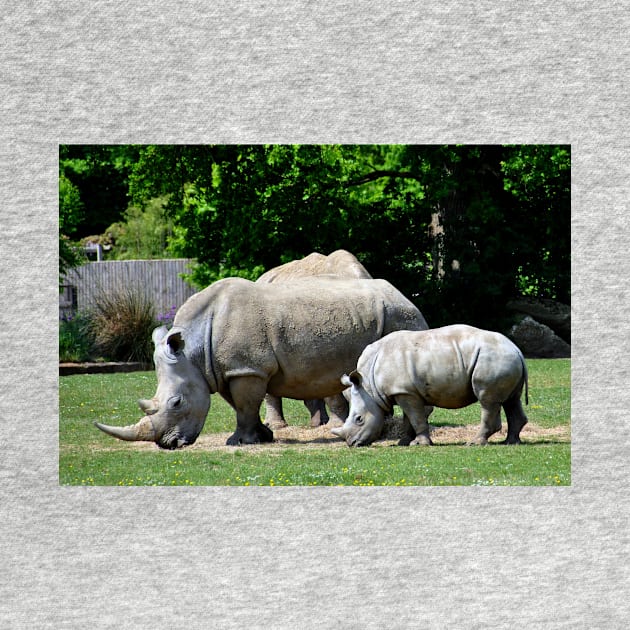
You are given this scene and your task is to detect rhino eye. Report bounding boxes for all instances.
[168,395,183,409]
[354,416,364,426]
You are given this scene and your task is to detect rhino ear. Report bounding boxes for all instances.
[153,327,185,363]
[152,326,169,345]
[341,371,363,388]
[166,328,185,355]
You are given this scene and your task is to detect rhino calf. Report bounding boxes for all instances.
[331,325,529,447]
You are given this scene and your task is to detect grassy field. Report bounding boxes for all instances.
[59,359,570,486]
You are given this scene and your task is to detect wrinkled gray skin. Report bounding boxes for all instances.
[332,325,529,447]
[95,277,428,448]
[256,249,373,429]
[256,249,371,284]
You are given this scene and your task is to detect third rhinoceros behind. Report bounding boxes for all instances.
[95,277,428,448]
[332,324,529,447]
[256,250,374,429]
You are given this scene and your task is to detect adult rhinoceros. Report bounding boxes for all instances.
[256,249,373,428]
[256,249,371,283]
[95,277,428,448]
[332,325,529,447]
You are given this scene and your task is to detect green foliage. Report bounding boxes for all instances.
[128,145,436,291]
[185,262,266,288]
[63,144,570,330]
[88,287,157,363]
[383,145,571,328]
[501,145,571,300]
[59,145,140,279]
[59,172,86,282]
[59,313,95,362]
[59,359,570,486]
[105,196,174,260]
[125,144,570,329]
[59,145,141,237]
[59,173,84,232]
[59,237,86,286]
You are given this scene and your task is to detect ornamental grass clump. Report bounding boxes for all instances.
[90,287,156,363]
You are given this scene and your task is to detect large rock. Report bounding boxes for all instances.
[508,316,571,358]
[506,297,570,343]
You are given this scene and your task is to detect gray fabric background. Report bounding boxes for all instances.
[1,1,627,627]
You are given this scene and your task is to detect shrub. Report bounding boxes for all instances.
[89,287,157,363]
[59,313,95,362]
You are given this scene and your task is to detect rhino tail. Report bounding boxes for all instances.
[520,353,529,406]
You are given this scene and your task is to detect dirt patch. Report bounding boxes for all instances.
[181,418,570,453]
[86,416,569,453]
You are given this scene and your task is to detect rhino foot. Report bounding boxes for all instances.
[409,435,433,446]
[265,420,288,430]
[501,436,522,445]
[397,417,418,446]
[466,437,489,446]
[305,399,329,427]
[226,423,274,446]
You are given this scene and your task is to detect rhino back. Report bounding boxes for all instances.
[261,279,428,397]
[323,249,372,279]
[256,249,372,283]
[258,279,399,397]
[366,326,524,408]
[174,277,426,400]
[379,285,428,333]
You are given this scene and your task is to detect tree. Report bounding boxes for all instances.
[60,145,141,238]
[59,170,85,284]
[390,145,523,326]
[105,196,174,260]
[122,144,570,330]
[501,145,570,301]
[128,145,434,287]
[374,145,571,328]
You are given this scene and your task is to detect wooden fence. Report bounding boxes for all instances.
[60,259,198,320]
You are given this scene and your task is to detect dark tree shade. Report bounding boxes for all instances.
[61,144,570,331]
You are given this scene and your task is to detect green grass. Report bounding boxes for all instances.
[59,359,571,486]
[62,444,570,487]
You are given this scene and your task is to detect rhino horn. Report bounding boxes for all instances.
[94,416,156,442]
[138,398,158,415]
[330,426,348,439]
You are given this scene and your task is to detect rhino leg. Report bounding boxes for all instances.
[395,394,434,446]
[305,399,329,427]
[468,401,502,446]
[396,414,418,446]
[502,395,528,444]
[226,377,274,446]
[325,394,349,427]
[264,394,288,429]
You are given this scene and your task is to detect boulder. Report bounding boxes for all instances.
[508,316,571,358]
[506,297,570,343]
